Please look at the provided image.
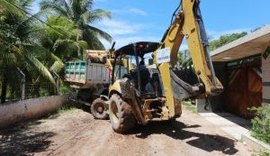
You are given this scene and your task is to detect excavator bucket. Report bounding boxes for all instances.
[170,68,202,100]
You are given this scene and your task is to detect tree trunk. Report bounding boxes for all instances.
[76,34,81,57]
[1,76,8,103]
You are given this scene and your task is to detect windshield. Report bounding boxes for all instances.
[113,65,128,81]
[128,52,153,69]
[112,54,129,82]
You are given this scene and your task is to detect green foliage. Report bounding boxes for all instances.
[251,27,262,33]
[39,87,50,97]
[178,50,193,69]
[182,100,197,113]
[251,105,270,144]
[209,32,248,51]
[40,0,112,50]
[0,0,112,102]
[0,0,58,102]
[43,102,78,118]
[252,149,270,156]
[58,85,72,95]
[55,105,78,115]
[39,15,87,61]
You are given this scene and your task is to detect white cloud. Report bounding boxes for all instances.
[100,35,188,52]
[97,18,186,51]
[128,8,148,16]
[114,36,160,48]
[95,0,108,2]
[97,19,144,35]
[111,8,148,17]
[207,28,251,40]
[100,36,161,50]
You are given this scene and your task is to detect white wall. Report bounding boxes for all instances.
[0,95,68,128]
[262,52,270,104]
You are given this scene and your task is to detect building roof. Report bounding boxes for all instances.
[211,25,270,62]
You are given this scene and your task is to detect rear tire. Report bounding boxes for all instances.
[109,94,135,133]
[91,98,109,120]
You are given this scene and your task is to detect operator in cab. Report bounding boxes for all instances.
[134,60,150,93]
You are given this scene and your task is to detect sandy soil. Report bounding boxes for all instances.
[0,107,252,156]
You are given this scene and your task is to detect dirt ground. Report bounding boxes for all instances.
[0,107,252,156]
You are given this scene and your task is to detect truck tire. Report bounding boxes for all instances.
[109,94,135,134]
[91,98,109,120]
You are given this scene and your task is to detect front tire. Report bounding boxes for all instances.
[91,98,109,120]
[109,94,135,134]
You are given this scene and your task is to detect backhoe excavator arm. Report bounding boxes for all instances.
[154,0,223,103]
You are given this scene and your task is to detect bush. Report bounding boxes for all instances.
[251,105,270,144]
[58,85,72,95]
[253,150,270,156]
[39,87,50,97]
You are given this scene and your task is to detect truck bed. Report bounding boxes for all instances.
[65,61,110,88]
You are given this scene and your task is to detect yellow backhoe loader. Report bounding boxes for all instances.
[108,0,224,133]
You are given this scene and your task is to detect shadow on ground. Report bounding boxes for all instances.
[0,122,55,155]
[129,120,238,155]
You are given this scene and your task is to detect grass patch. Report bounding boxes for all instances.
[56,105,79,115]
[250,105,270,144]
[182,101,197,113]
[252,150,270,156]
[44,102,80,119]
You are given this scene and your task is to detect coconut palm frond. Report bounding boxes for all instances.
[71,0,82,21]
[40,0,111,50]
[48,52,64,73]
[50,52,64,65]
[20,0,33,11]
[0,0,25,16]
[87,9,111,23]
[81,0,93,10]
[24,53,56,85]
[53,39,76,51]
[86,25,112,42]
[40,1,69,18]
[77,40,88,49]
[50,61,64,73]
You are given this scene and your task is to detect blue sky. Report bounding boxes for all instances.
[32,0,270,49]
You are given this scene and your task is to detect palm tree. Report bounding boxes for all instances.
[39,15,87,62]
[0,0,56,103]
[40,0,112,50]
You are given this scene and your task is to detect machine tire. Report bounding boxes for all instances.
[91,98,109,120]
[109,94,135,134]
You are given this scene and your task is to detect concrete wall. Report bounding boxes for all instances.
[262,53,270,104]
[0,95,68,128]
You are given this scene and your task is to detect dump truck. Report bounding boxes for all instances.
[65,50,112,119]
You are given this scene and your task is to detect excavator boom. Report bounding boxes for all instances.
[154,0,223,101]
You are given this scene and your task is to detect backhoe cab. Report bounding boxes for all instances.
[108,0,223,134]
[109,42,179,133]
